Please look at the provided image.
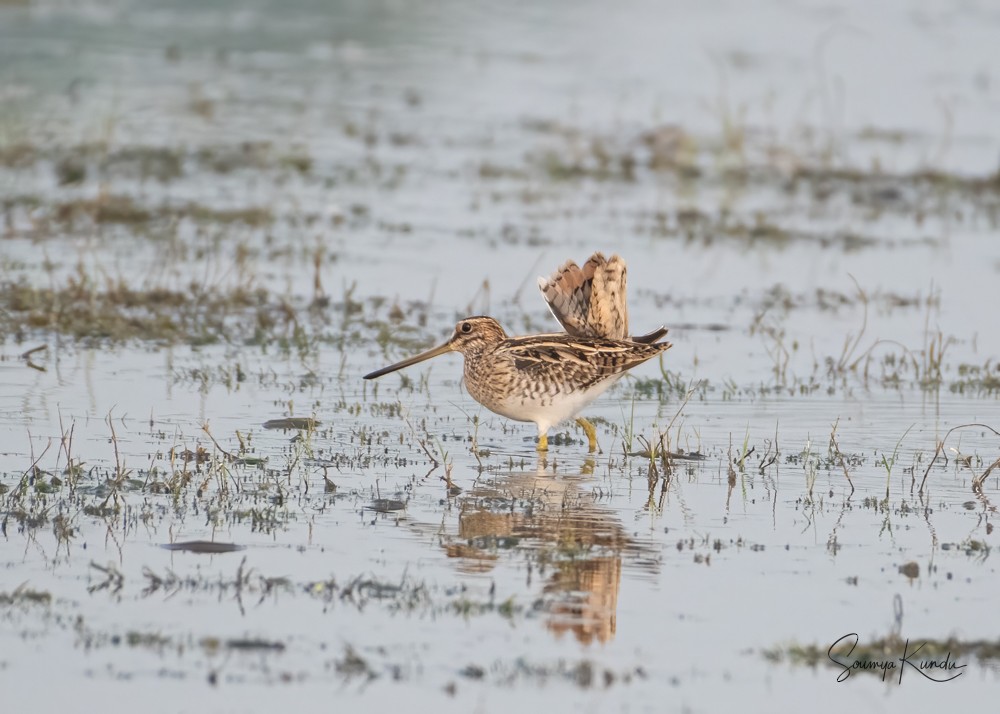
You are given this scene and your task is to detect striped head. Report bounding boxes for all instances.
[363,316,507,379]
[446,316,507,357]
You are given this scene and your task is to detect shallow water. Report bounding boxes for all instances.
[2,0,1000,711]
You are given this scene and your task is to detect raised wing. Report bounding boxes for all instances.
[537,254,598,337]
[589,254,629,340]
[537,252,633,340]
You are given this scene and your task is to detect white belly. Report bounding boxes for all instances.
[489,377,620,433]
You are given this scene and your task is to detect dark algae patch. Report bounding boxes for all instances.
[161,540,246,554]
[262,418,320,431]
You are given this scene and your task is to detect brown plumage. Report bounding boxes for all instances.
[538,252,666,343]
[365,316,671,451]
[365,252,671,451]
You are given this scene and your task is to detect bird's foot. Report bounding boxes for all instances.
[575,418,599,453]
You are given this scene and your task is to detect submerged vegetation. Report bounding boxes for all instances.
[764,595,1000,680]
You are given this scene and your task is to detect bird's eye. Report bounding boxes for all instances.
[460,322,472,334]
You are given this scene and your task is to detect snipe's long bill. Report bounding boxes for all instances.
[364,315,671,452]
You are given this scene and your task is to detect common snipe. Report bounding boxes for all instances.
[364,253,670,451]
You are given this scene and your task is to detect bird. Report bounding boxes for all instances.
[364,253,670,452]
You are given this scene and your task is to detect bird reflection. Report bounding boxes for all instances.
[442,464,657,644]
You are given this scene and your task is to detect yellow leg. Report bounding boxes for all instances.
[575,417,599,453]
[537,432,548,452]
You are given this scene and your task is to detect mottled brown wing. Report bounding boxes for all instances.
[589,254,629,340]
[539,259,584,333]
[505,335,671,392]
[538,252,637,341]
[537,254,604,338]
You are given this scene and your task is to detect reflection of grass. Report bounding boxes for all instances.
[0,141,312,179]
[0,586,52,606]
[1,275,268,344]
[1,257,428,351]
[764,634,1000,673]
[7,194,275,228]
[517,120,1000,230]
[951,362,1000,395]
[768,582,998,677]
[742,277,975,395]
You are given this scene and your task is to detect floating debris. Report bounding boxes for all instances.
[262,418,319,430]
[369,499,406,513]
[223,638,286,652]
[898,561,920,579]
[161,540,246,554]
